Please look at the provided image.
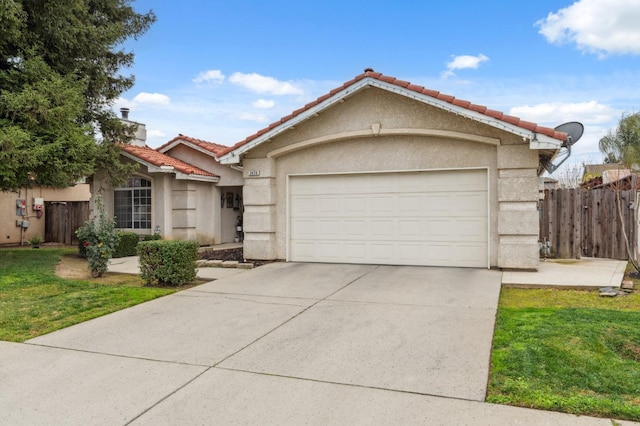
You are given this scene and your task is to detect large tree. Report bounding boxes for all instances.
[0,0,155,191]
[599,112,640,167]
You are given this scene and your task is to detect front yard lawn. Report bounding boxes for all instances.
[0,248,175,342]
[488,287,640,421]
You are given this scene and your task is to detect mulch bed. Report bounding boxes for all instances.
[199,247,274,267]
[200,248,244,262]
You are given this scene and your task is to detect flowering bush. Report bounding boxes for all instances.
[76,195,120,278]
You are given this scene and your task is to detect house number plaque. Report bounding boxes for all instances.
[248,170,260,176]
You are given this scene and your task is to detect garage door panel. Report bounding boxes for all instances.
[422,194,453,216]
[397,220,422,237]
[425,219,453,238]
[290,218,316,237]
[289,170,488,268]
[397,195,423,213]
[318,220,342,237]
[344,220,367,236]
[370,244,394,261]
[398,244,423,262]
[344,243,367,259]
[455,219,487,241]
[369,196,394,214]
[291,241,314,260]
[345,197,368,214]
[424,244,454,263]
[453,193,486,216]
[455,244,488,267]
[370,220,394,236]
[291,196,316,215]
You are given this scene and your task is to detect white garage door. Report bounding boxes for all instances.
[289,169,488,267]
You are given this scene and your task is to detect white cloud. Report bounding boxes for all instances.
[441,54,489,79]
[229,72,303,95]
[252,99,275,109]
[509,101,618,126]
[536,0,640,57]
[147,129,166,138]
[236,112,269,123]
[193,69,225,83]
[132,92,170,105]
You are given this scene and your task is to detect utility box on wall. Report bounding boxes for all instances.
[33,198,44,210]
[33,197,44,218]
[16,199,26,216]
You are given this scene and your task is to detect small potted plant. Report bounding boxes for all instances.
[28,234,43,248]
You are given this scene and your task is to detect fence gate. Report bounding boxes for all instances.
[45,201,89,245]
[540,188,637,260]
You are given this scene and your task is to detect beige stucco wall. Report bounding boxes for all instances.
[0,184,90,245]
[162,144,243,243]
[240,87,541,269]
[92,157,239,245]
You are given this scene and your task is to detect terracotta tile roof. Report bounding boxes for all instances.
[220,70,567,157]
[119,144,219,178]
[158,134,230,157]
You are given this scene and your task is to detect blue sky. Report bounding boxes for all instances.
[117,0,640,179]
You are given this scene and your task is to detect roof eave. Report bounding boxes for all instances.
[219,76,565,164]
[174,172,220,183]
[529,135,562,150]
[121,151,219,182]
[219,79,372,164]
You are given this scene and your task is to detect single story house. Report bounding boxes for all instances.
[219,69,569,270]
[92,114,243,245]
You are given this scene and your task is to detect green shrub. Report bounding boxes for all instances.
[76,196,119,278]
[142,233,162,241]
[113,232,140,258]
[137,240,198,286]
[78,238,88,258]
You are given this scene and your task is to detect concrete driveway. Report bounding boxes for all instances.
[2,263,627,425]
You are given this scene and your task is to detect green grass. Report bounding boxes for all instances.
[0,248,175,342]
[488,287,640,421]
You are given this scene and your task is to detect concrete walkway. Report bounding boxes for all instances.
[503,257,627,289]
[110,254,629,290]
[107,255,247,280]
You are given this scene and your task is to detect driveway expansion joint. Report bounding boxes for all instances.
[125,365,215,425]
[214,366,485,403]
[324,298,499,310]
[23,342,211,368]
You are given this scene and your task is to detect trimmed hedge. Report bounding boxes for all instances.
[113,232,140,258]
[137,240,198,286]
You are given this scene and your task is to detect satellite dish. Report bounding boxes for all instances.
[541,121,584,174]
[555,121,584,147]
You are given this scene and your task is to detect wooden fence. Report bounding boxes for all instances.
[45,201,90,245]
[539,188,637,260]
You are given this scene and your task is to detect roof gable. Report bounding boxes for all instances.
[119,144,219,182]
[158,134,229,159]
[219,70,568,164]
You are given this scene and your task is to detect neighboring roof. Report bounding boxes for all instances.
[119,144,219,182]
[583,163,624,177]
[158,134,229,158]
[219,69,568,163]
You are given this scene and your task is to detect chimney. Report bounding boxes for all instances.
[118,108,146,147]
